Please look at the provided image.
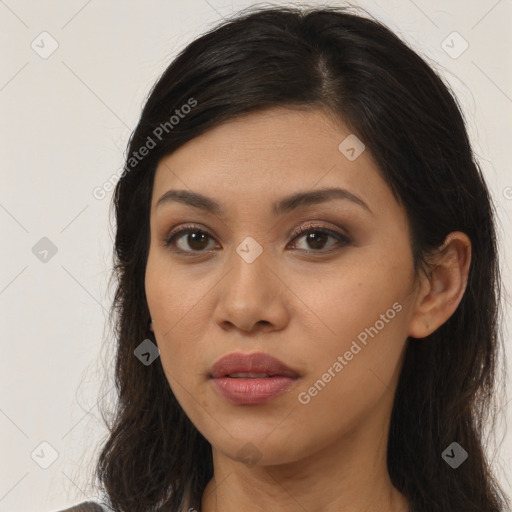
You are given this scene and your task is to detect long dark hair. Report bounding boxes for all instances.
[92,5,509,511]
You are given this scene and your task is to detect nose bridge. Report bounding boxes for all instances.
[228,234,271,294]
[215,233,283,323]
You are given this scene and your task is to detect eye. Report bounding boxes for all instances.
[289,222,351,253]
[162,222,351,256]
[163,224,216,255]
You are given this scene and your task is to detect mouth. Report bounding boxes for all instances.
[209,352,300,379]
[209,352,300,404]
[225,372,284,378]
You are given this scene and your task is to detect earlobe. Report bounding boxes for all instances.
[408,232,471,339]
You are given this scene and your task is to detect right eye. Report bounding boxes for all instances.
[163,225,218,255]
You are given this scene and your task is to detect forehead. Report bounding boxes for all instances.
[151,107,389,216]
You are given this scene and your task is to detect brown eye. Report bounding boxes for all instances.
[289,224,351,252]
[164,227,216,254]
[163,222,351,256]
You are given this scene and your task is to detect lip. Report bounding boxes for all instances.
[209,352,300,405]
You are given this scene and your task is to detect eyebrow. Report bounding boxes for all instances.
[155,187,373,216]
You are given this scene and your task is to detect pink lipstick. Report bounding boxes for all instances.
[210,352,300,405]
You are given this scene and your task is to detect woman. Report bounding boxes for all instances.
[62,4,509,512]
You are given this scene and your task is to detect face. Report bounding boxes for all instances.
[145,107,420,466]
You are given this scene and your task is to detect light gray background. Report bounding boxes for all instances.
[1,1,511,511]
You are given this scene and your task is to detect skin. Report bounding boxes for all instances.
[145,107,471,512]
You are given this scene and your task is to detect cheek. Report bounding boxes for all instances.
[292,286,409,442]
[294,245,412,400]
[309,245,411,340]
[304,273,408,375]
[145,249,204,334]
[145,251,211,398]
[146,243,264,416]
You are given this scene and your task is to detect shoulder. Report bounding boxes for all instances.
[54,502,109,512]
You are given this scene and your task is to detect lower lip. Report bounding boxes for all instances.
[211,376,297,404]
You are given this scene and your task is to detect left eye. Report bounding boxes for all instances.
[163,224,350,255]
[290,226,350,252]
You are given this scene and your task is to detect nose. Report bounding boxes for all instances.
[212,242,289,334]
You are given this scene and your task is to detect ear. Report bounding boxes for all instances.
[408,232,471,339]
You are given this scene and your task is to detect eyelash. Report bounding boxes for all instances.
[162,222,351,256]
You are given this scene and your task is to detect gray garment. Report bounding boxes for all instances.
[57,502,110,512]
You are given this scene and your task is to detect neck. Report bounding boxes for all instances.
[200,408,409,512]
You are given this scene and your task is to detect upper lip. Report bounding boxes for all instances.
[210,352,300,379]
